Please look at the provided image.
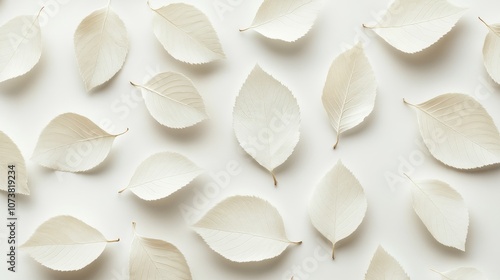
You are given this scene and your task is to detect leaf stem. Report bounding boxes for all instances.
[239,27,249,32]
[333,135,340,149]
[271,171,277,186]
[114,127,129,137]
[332,243,335,259]
[107,238,120,243]
[37,6,45,19]
[147,0,154,10]
[291,240,302,245]
[118,187,127,193]
[130,81,140,87]
[362,23,373,29]
[478,17,495,33]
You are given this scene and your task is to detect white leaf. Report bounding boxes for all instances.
[435,267,487,280]
[233,65,301,185]
[365,246,410,280]
[405,93,500,169]
[0,12,42,83]
[322,43,377,149]
[193,195,300,262]
[480,17,500,85]
[119,152,203,201]
[74,4,128,91]
[0,131,29,195]
[405,175,469,251]
[130,222,192,280]
[364,0,467,53]
[20,215,119,271]
[308,160,367,258]
[240,0,325,42]
[131,72,208,128]
[150,3,225,64]
[32,112,127,172]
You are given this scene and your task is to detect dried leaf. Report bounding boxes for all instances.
[119,152,203,201]
[240,0,325,42]
[322,43,376,149]
[308,160,367,258]
[193,195,300,262]
[32,113,127,172]
[405,93,500,169]
[74,3,128,91]
[130,222,192,280]
[131,72,208,128]
[21,215,119,271]
[434,267,487,280]
[364,0,467,53]
[405,175,469,251]
[150,2,225,64]
[0,11,42,83]
[365,246,410,280]
[233,65,301,185]
[0,131,29,195]
[480,17,500,84]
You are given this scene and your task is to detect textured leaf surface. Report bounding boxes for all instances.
[365,246,410,280]
[406,93,500,169]
[308,160,367,258]
[21,216,118,271]
[0,13,42,82]
[119,152,203,201]
[0,131,29,195]
[74,4,128,91]
[193,195,299,262]
[151,3,224,64]
[322,43,377,148]
[365,0,467,53]
[32,113,126,172]
[132,72,208,128]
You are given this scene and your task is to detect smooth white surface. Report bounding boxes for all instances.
[1,0,500,279]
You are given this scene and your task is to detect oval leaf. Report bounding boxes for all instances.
[74,4,129,91]
[364,0,467,53]
[131,72,208,128]
[0,131,29,195]
[119,152,203,201]
[193,195,300,262]
[480,17,500,84]
[405,93,500,169]
[233,65,301,185]
[365,246,410,280]
[322,43,377,149]
[240,0,325,42]
[0,12,42,83]
[406,175,469,251]
[308,160,367,258]
[32,113,127,172]
[20,215,119,271]
[130,223,192,280]
[150,3,225,64]
[435,267,486,280]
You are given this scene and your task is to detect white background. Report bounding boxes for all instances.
[1,0,500,279]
